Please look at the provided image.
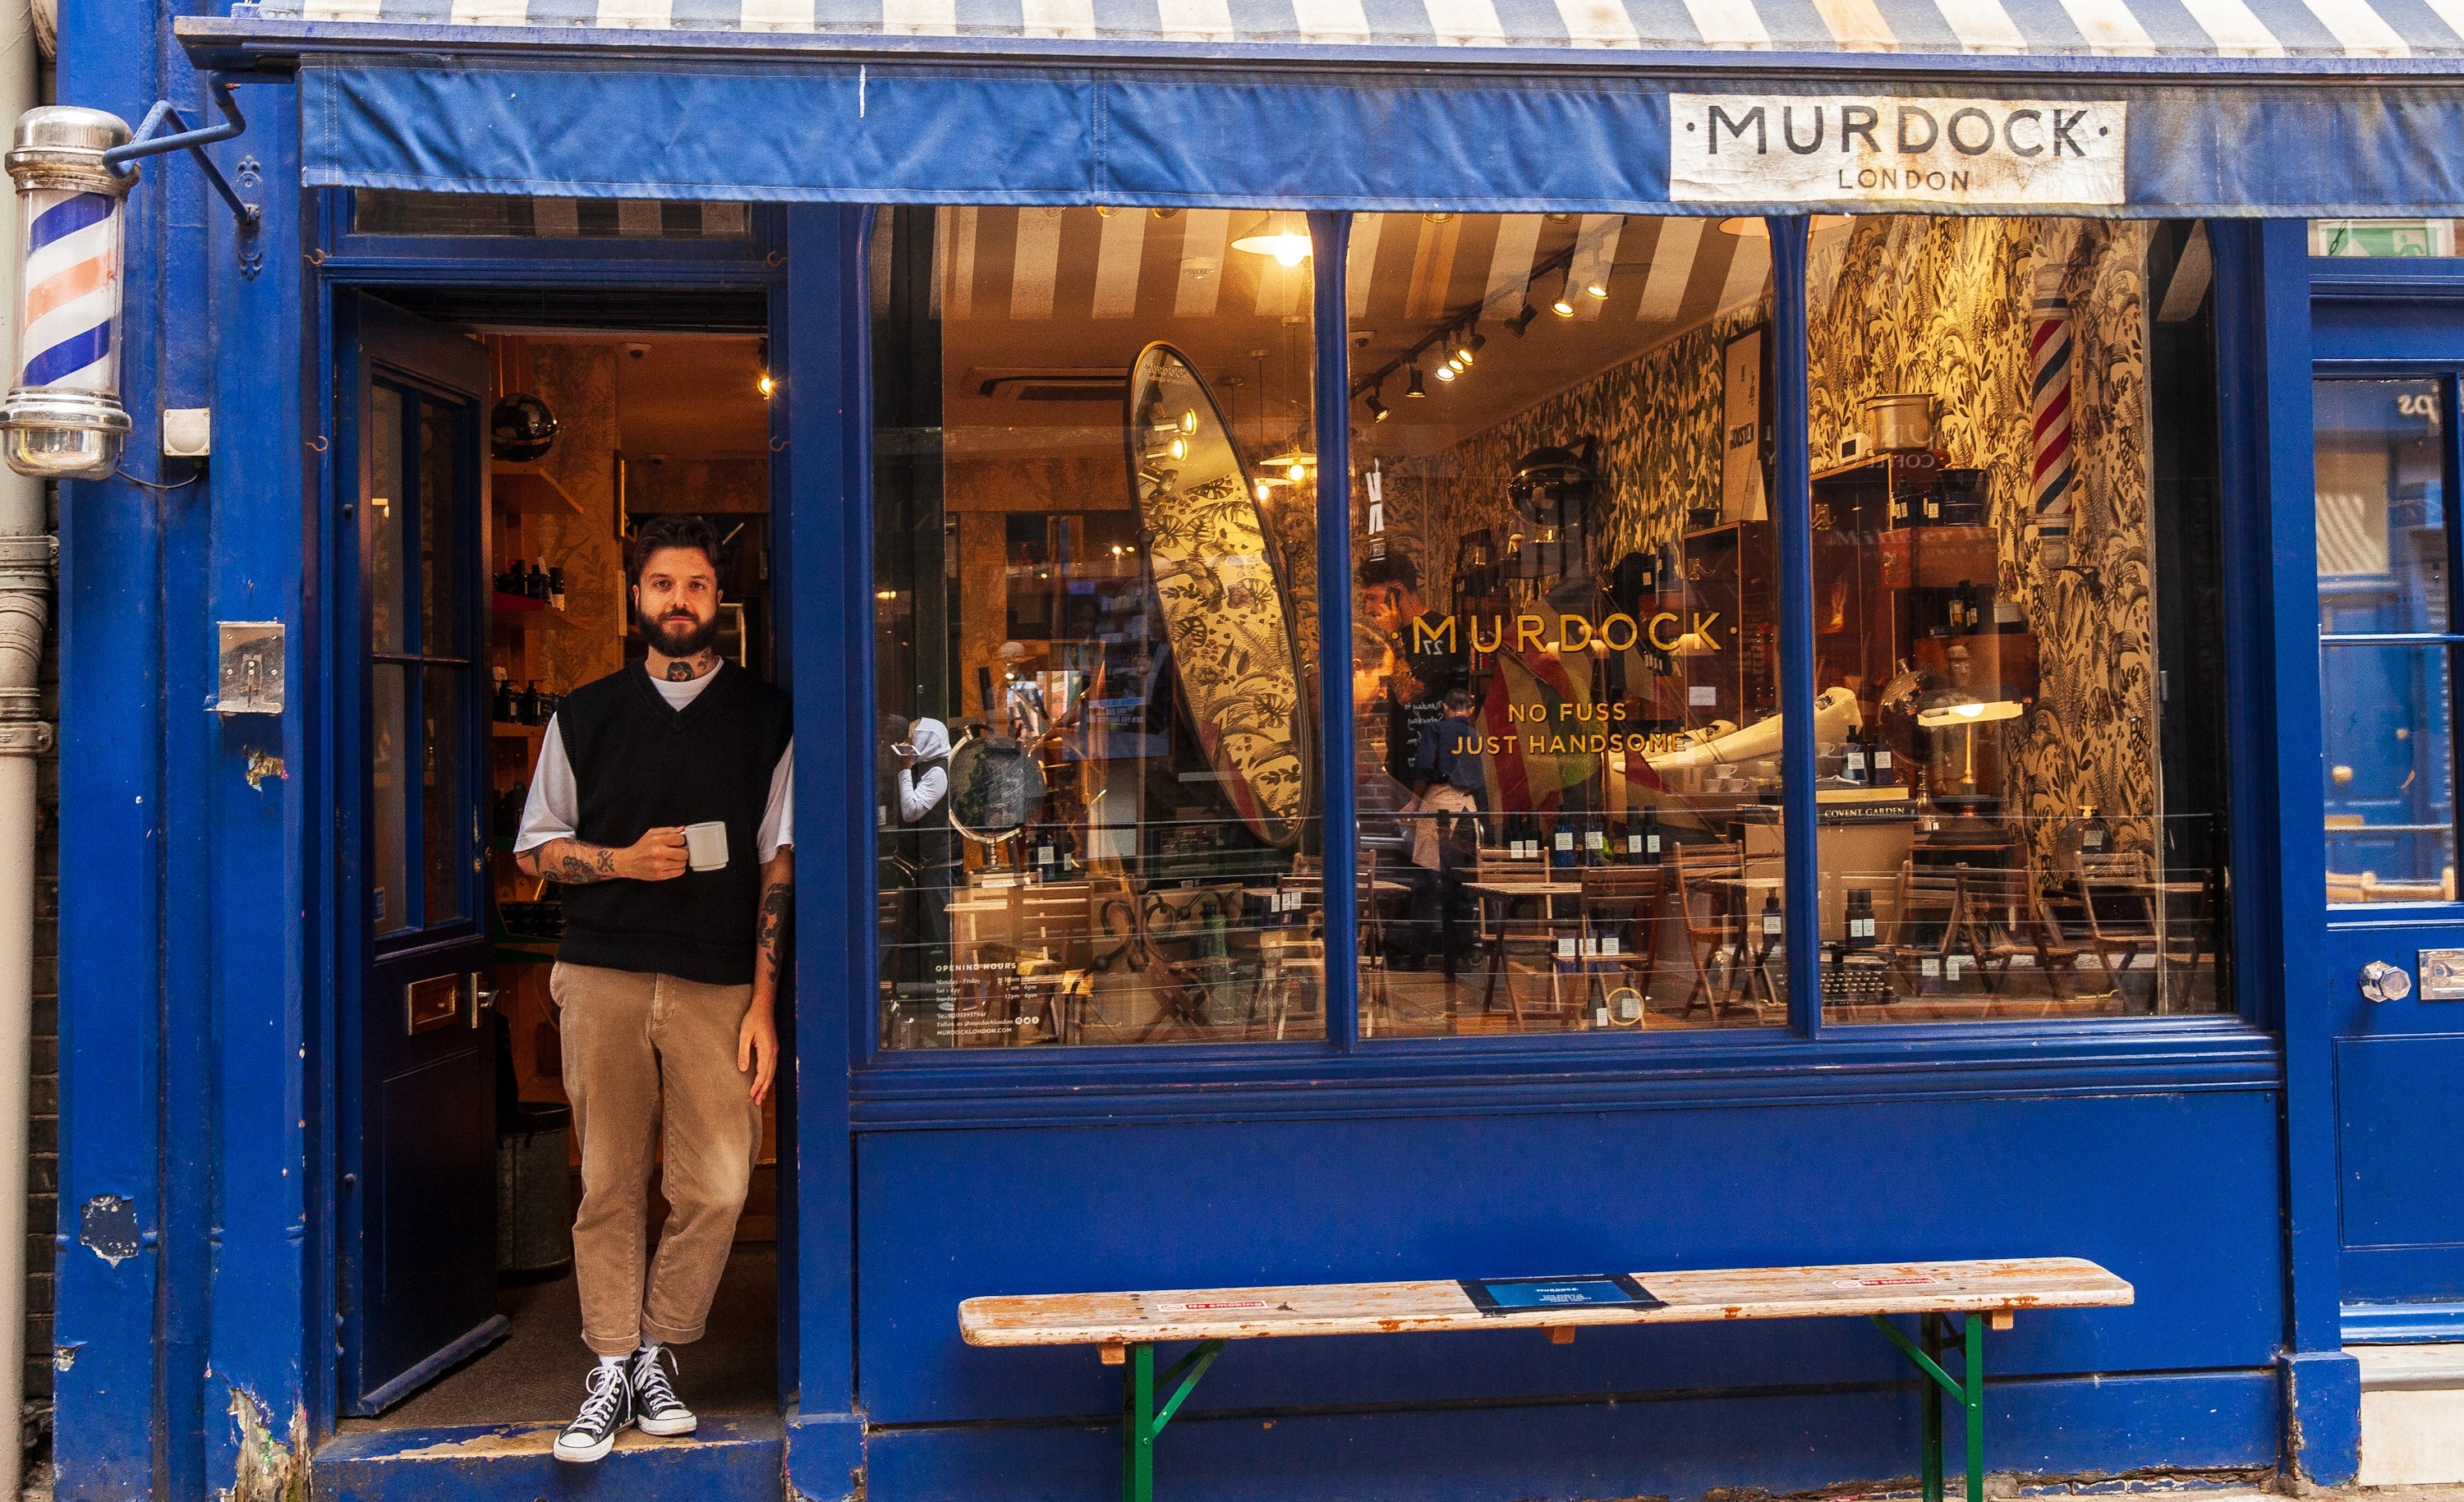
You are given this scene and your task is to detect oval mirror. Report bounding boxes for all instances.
[1123,342,1313,848]
[947,728,1049,846]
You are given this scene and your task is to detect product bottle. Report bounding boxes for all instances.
[1845,888,1877,952]
[1870,734,1896,788]
[497,558,522,596]
[1843,726,1867,786]
[548,566,567,611]
[530,562,552,602]
[1032,825,1058,881]
[517,681,543,725]
[1551,817,1577,869]
[1758,890,1784,955]
[493,678,517,723]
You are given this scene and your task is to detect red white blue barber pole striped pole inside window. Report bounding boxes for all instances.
[2027,265,2075,572]
[0,108,131,480]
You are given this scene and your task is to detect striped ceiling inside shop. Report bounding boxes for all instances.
[288,0,2462,58]
[908,208,1777,462]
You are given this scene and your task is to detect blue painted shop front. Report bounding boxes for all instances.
[45,2,2464,1496]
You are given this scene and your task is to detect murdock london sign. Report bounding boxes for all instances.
[1671,95,2126,209]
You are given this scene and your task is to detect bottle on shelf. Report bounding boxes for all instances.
[1758,889,1783,956]
[548,566,567,611]
[1032,824,1059,881]
[1551,816,1578,869]
[528,562,552,602]
[1844,887,1878,952]
[493,678,517,723]
[496,558,522,596]
[1869,732,1896,788]
[1842,726,1868,786]
[517,681,544,725]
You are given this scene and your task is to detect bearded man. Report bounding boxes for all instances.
[512,512,794,1463]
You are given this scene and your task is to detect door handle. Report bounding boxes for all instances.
[2360,960,2412,1003]
[471,971,497,1028]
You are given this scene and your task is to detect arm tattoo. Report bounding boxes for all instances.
[756,880,793,967]
[517,838,623,884]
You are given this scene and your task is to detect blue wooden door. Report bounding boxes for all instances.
[335,295,504,1412]
[2315,303,2464,1327]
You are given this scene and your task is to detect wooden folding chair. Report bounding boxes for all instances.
[1579,865,1667,1016]
[1671,842,1745,1017]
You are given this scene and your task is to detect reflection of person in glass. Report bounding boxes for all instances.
[1411,687,1484,973]
[890,718,956,1020]
[1358,554,1464,790]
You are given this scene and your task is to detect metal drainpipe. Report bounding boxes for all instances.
[0,0,53,1490]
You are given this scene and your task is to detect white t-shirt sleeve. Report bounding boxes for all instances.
[513,717,580,855]
[758,740,794,861]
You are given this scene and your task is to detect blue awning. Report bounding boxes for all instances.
[182,3,2464,216]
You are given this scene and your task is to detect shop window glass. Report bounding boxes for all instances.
[1805,218,2232,1018]
[1346,213,1788,1036]
[2316,377,2457,903]
[352,191,752,241]
[870,206,1322,1049]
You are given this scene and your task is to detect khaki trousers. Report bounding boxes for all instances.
[551,961,763,1357]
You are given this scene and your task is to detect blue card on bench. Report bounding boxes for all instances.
[1461,1275,1664,1314]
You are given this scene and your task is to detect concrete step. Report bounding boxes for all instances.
[2353,1344,2464,1488]
[314,1413,784,1500]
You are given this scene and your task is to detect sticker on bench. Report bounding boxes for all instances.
[1836,1275,1944,1288]
[1460,1274,1664,1314]
[1152,1299,1269,1312]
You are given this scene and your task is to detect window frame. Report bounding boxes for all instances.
[845,207,2276,1105]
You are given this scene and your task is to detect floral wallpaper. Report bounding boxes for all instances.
[1367,217,2160,869]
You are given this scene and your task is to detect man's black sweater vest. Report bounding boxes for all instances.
[555,662,793,986]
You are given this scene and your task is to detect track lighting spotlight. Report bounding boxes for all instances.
[1405,365,1427,398]
[1507,305,1539,337]
[1460,328,1485,365]
[1434,362,1456,383]
[1365,389,1390,422]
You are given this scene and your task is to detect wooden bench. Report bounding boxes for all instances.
[961,1256,2132,1502]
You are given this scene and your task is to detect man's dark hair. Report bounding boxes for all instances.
[627,513,725,588]
[1443,687,1475,712]
[1358,554,1420,593]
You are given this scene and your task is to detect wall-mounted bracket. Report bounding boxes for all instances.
[99,81,260,254]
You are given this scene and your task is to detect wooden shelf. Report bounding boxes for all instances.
[491,590,578,631]
[493,462,585,517]
[492,721,545,737]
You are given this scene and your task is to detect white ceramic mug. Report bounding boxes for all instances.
[683,821,729,872]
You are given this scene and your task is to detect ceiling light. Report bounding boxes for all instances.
[1365,390,1390,422]
[1169,437,1188,461]
[756,371,775,397]
[1434,363,1456,383]
[1255,480,1273,501]
[1550,271,1576,317]
[1233,228,1313,266]
[1506,305,1539,337]
[1289,462,1308,481]
[1405,365,1427,398]
[1460,328,1484,365]
[1584,278,1610,299]
[1180,409,1198,434]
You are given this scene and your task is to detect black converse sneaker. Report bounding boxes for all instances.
[554,1362,634,1463]
[630,1344,698,1438]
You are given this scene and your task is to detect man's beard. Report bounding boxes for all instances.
[637,605,719,661]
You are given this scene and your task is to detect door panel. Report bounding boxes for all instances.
[338,294,503,1414]
[2313,324,2464,1317]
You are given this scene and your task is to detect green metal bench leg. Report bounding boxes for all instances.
[1119,1339,1227,1502]
[1921,1315,1945,1502]
[1872,1313,1988,1502]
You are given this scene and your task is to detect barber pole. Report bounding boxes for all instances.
[2027,264,2075,570]
[0,108,132,480]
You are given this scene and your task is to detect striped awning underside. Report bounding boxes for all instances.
[267,0,2464,60]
